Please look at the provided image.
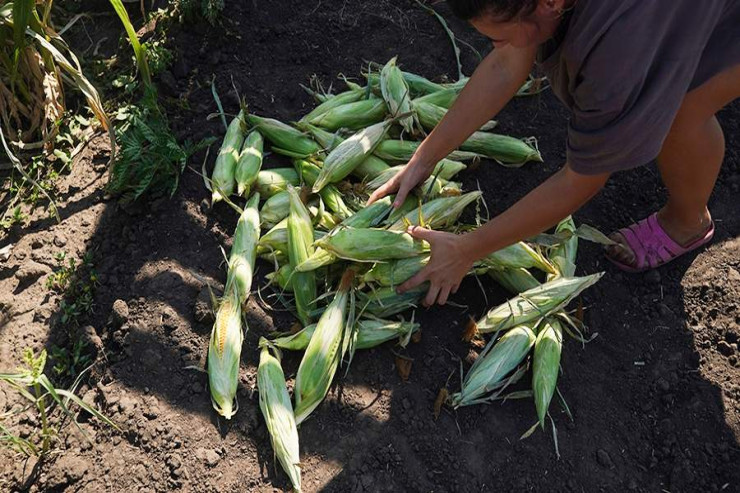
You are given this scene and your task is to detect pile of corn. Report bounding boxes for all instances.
[204,59,600,489]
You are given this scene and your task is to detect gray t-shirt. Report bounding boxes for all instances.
[538,0,740,175]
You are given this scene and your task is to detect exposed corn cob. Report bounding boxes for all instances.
[287,186,317,326]
[300,87,366,123]
[412,88,460,109]
[261,191,291,230]
[294,160,352,218]
[387,191,482,231]
[255,168,300,198]
[362,255,429,286]
[313,120,393,193]
[448,324,536,408]
[460,132,542,166]
[352,155,392,181]
[413,100,496,132]
[532,318,563,429]
[246,114,321,158]
[365,65,445,95]
[315,228,429,262]
[474,274,603,334]
[266,264,294,292]
[207,288,243,419]
[308,99,387,131]
[357,284,427,318]
[235,130,264,197]
[479,241,556,275]
[211,110,247,203]
[226,193,260,304]
[294,270,355,424]
[379,57,414,134]
[548,216,578,280]
[488,267,541,294]
[257,341,302,492]
[374,139,481,163]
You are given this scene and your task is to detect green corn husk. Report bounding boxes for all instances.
[365,158,465,192]
[365,166,448,200]
[226,194,260,304]
[259,218,325,254]
[374,140,481,163]
[266,264,294,292]
[261,191,291,230]
[287,186,317,326]
[460,132,542,166]
[475,274,603,334]
[366,66,445,96]
[433,159,467,180]
[294,160,352,218]
[412,88,460,109]
[358,284,427,318]
[488,267,541,294]
[449,324,536,408]
[256,341,302,492]
[362,255,429,287]
[294,248,336,273]
[479,242,557,275]
[387,195,421,224]
[294,121,344,151]
[548,216,578,280]
[264,325,317,351]
[260,249,287,265]
[307,203,340,231]
[255,168,300,198]
[379,57,414,134]
[352,155,392,181]
[294,270,355,424]
[301,88,366,123]
[207,288,243,419]
[246,114,321,158]
[308,99,387,131]
[211,110,247,203]
[313,120,393,193]
[413,100,497,132]
[387,191,482,231]
[235,130,264,197]
[316,228,429,262]
[532,318,563,429]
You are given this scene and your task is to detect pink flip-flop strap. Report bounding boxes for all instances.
[618,214,687,270]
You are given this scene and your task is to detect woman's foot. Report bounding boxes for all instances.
[606,208,714,272]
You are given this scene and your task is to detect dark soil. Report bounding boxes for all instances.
[1,1,739,492]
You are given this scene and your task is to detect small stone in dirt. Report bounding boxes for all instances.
[196,447,221,467]
[14,260,51,292]
[717,341,735,357]
[645,270,661,285]
[728,268,740,284]
[53,235,67,247]
[596,449,614,468]
[110,299,129,328]
[166,453,183,470]
[161,306,179,331]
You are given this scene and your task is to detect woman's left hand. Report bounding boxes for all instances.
[398,226,476,306]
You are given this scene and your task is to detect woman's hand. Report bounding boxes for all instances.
[398,226,476,306]
[367,155,433,207]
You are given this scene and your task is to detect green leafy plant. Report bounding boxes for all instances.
[174,0,225,24]
[50,340,92,383]
[46,251,97,327]
[0,348,117,457]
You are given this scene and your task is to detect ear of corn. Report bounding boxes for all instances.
[433,159,467,180]
[411,88,460,109]
[387,191,482,231]
[261,191,291,230]
[414,101,496,133]
[387,195,421,224]
[352,155,391,181]
[259,218,325,254]
[294,121,344,151]
[246,113,322,158]
[287,186,317,326]
[211,110,247,203]
[342,196,393,228]
[307,203,340,230]
[355,318,419,349]
[488,267,541,294]
[255,168,300,198]
[362,255,429,287]
[366,65,445,95]
[313,120,393,193]
[379,57,414,134]
[548,216,578,280]
[480,242,556,275]
[460,131,542,166]
[226,193,260,304]
[266,264,294,292]
[235,130,264,197]
[308,99,387,131]
[294,160,352,218]
[294,270,355,424]
[294,247,337,273]
[207,288,243,420]
[532,318,563,429]
[374,140,481,163]
[449,324,536,408]
[475,274,603,334]
[365,161,464,195]
[357,284,427,318]
[300,88,366,123]
[257,341,302,492]
[315,228,429,262]
[264,324,317,351]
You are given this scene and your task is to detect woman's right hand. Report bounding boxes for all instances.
[366,155,433,207]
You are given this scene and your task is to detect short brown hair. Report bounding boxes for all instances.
[445,0,539,21]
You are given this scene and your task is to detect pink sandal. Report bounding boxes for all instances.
[606,213,715,273]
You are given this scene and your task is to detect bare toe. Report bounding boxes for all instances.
[607,232,636,266]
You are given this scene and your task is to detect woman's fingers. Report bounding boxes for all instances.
[437,284,452,305]
[367,176,400,205]
[423,283,440,307]
[397,267,429,293]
